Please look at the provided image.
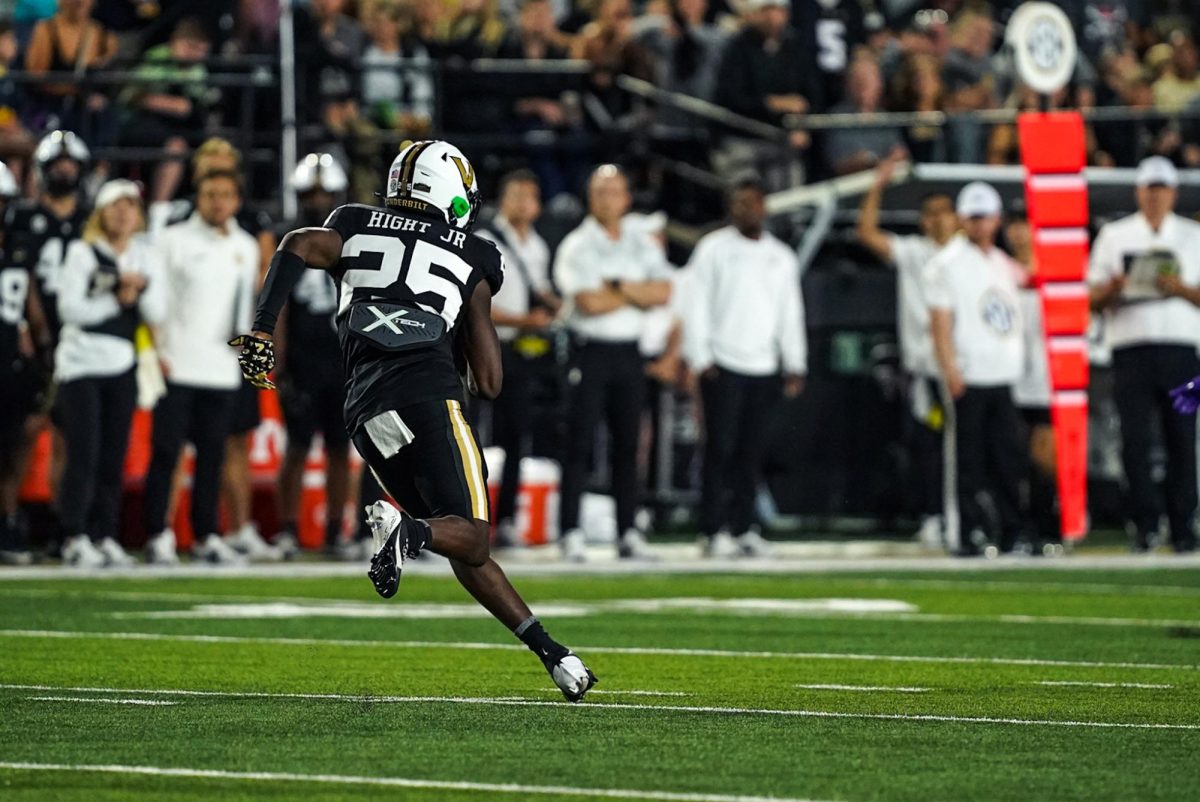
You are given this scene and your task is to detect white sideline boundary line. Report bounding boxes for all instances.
[1032,681,1175,690]
[794,684,930,693]
[0,761,829,802]
[26,696,178,706]
[1,684,1196,731]
[2,551,1199,580]
[1,628,1196,672]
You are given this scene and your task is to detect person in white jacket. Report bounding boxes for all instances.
[55,180,167,568]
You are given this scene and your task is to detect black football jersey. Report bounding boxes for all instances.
[4,200,89,339]
[0,248,31,372]
[321,203,504,433]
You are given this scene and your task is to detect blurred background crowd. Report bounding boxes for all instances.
[0,0,1198,567]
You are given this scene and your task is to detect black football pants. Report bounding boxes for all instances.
[143,382,236,538]
[1112,344,1199,550]
[950,385,1029,550]
[699,367,781,537]
[559,341,645,535]
[55,369,138,543]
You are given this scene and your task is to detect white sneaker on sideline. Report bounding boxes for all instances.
[194,533,247,565]
[273,531,300,560]
[561,528,587,563]
[736,529,772,558]
[617,529,657,561]
[704,530,739,559]
[98,537,136,567]
[225,523,283,562]
[62,535,106,569]
[145,529,180,565]
[916,515,944,550]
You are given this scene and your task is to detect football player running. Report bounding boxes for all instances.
[231,141,597,702]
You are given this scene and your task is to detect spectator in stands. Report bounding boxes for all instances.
[822,54,902,176]
[411,0,451,53]
[554,164,672,562]
[360,0,435,139]
[1089,157,1200,553]
[308,0,367,63]
[55,180,166,568]
[889,53,946,163]
[1004,209,1058,552]
[857,152,957,548]
[142,170,257,565]
[571,0,655,123]
[119,18,218,204]
[313,68,383,206]
[712,0,818,189]
[940,9,996,163]
[0,23,35,181]
[1153,31,1200,113]
[293,0,366,124]
[498,0,570,60]
[24,0,118,144]
[684,175,805,560]
[636,0,726,126]
[926,181,1029,556]
[274,154,352,558]
[791,0,869,109]
[448,0,510,57]
[477,169,560,547]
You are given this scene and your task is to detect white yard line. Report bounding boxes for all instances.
[0,551,1198,580]
[0,761,832,802]
[527,689,692,697]
[855,578,1200,598]
[6,587,1200,630]
[0,684,1196,731]
[1,629,1196,672]
[1031,681,1175,690]
[793,684,930,693]
[26,696,177,706]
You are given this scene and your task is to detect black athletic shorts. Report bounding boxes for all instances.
[230,381,262,435]
[351,399,490,522]
[279,372,350,450]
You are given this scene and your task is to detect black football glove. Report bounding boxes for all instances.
[228,334,277,390]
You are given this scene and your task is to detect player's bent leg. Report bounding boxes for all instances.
[450,554,598,703]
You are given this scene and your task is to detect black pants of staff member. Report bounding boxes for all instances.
[559,341,645,536]
[699,367,781,537]
[143,382,236,539]
[952,385,1029,552]
[904,374,945,518]
[55,369,138,543]
[1113,344,1200,551]
[493,342,537,528]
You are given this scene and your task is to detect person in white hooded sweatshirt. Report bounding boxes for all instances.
[55,180,167,567]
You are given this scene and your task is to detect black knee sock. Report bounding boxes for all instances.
[324,518,341,548]
[514,616,568,667]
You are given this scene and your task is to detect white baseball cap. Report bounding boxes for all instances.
[956,181,1003,218]
[1135,156,1179,188]
[94,178,142,209]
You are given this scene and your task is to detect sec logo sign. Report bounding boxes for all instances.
[1006,2,1078,95]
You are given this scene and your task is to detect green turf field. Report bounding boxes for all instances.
[2,564,1199,801]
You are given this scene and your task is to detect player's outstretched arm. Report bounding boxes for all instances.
[230,227,343,389]
[460,281,502,400]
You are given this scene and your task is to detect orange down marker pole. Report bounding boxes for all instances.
[1018,111,1090,540]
